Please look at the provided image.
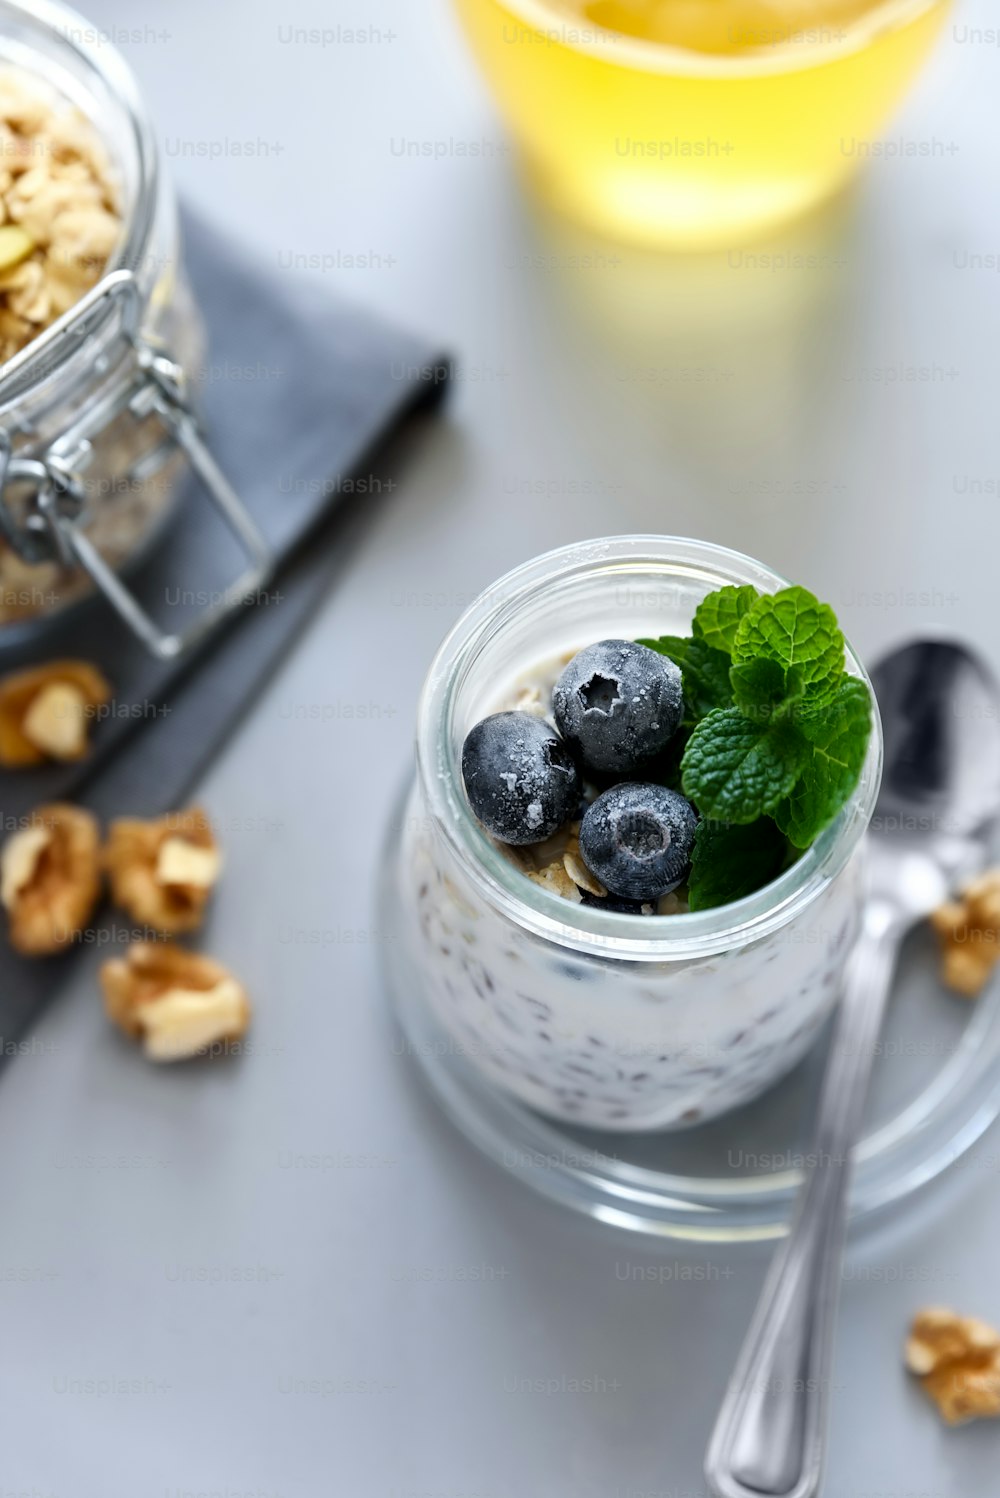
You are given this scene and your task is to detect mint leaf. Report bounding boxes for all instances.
[637,583,870,852]
[681,707,807,823]
[774,677,872,848]
[639,634,732,722]
[733,586,844,698]
[691,585,759,654]
[729,657,803,720]
[798,674,871,748]
[687,817,789,911]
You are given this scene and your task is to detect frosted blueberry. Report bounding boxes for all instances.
[553,640,683,776]
[579,888,647,915]
[579,782,697,901]
[462,711,581,845]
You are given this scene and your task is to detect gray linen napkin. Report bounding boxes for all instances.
[0,207,449,1051]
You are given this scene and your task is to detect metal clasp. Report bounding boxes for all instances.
[0,269,273,660]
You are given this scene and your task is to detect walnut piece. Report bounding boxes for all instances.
[105,808,221,935]
[0,659,111,766]
[0,825,50,908]
[156,836,220,889]
[101,942,250,1062]
[929,870,1000,997]
[905,1307,1000,1425]
[0,803,101,955]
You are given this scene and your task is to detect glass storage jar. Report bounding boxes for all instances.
[384,536,883,1133]
[0,0,269,658]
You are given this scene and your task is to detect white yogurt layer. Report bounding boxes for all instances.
[399,789,860,1130]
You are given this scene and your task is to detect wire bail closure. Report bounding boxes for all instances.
[0,269,273,660]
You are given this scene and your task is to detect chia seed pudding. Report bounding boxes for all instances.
[393,537,882,1132]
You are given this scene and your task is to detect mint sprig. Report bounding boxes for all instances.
[774,677,872,848]
[680,586,869,831]
[687,817,789,911]
[681,707,806,822]
[729,657,801,719]
[636,583,873,905]
[638,634,732,723]
[732,587,844,707]
[692,585,758,654]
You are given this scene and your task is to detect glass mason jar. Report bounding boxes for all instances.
[0,0,269,659]
[388,536,883,1133]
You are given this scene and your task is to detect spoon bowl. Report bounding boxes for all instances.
[872,633,1000,840]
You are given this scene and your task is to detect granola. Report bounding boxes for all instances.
[527,857,583,903]
[0,67,198,636]
[0,68,122,363]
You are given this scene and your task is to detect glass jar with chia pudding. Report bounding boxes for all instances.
[389,535,883,1133]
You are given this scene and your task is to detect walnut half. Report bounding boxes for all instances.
[101,942,250,1062]
[105,808,221,935]
[905,1306,1000,1425]
[930,870,1000,997]
[0,659,111,766]
[0,803,101,955]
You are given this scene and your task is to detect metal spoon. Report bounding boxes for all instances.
[705,636,1000,1498]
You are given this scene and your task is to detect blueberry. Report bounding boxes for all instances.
[579,889,647,915]
[553,640,683,776]
[462,711,581,845]
[579,783,697,901]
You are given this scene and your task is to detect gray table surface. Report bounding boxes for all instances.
[5,0,1000,1492]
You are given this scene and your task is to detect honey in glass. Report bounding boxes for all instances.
[452,0,952,247]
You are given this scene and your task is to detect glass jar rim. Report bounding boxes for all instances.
[495,0,945,78]
[0,0,159,405]
[416,535,883,962]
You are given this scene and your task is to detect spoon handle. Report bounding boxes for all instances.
[704,901,900,1498]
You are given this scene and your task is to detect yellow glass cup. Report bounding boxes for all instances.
[452,0,952,247]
